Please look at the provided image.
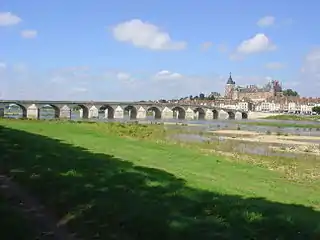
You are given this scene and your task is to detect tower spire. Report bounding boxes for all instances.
[226,72,235,84]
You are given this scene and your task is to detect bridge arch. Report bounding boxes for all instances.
[124,105,137,119]
[193,107,205,120]
[100,105,114,119]
[242,112,248,119]
[147,106,162,119]
[71,104,89,119]
[38,104,60,119]
[212,109,219,120]
[2,103,27,118]
[172,106,186,120]
[227,111,235,120]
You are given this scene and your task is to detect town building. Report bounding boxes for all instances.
[224,73,283,102]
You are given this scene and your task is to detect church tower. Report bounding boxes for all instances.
[224,72,235,99]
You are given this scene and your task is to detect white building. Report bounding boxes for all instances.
[236,101,249,111]
[288,102,298,113]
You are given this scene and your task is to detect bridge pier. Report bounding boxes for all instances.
[161,107,173,119]
[205,110,213,120]
[114,106,124,119]
[185,108,195,120]
[60,105,71,119]
[137,107,147,119]
[0,108,4,117]
[88,106,99,119]
[27,104,39,119]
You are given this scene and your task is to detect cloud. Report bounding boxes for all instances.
[200,41,213,51]
[265,62,285,70]
[21,30,38,39]
[1,62,305,100]
[237,33,276,54]
[0,12,21,26]
[0,62,7,70]
[112,19,186,51]
[230,33,276,61]
[257,16,275,27]
[154,70,183,80]
[116,72,131,80]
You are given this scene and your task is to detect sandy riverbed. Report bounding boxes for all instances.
[211,129,320,145]
[211,129,320,155]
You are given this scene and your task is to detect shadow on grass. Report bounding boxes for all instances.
[0,125,319,239]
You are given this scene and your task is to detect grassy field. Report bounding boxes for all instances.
[264,114,320,121]
[237,120,320,129]
[0,119,320,239]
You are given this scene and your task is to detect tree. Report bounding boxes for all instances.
[207,95,215,100]
[312,106,320,114]
[283,89,299,97]
[199,93,205,100]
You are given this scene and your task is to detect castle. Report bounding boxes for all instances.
[224,73,283,102]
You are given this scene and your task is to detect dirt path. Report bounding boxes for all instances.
[0,174,77,240]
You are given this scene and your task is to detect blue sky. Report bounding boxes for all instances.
[1,0,320,100]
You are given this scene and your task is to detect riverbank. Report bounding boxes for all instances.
[0,119,319,239]
[264,114,320,121]
[236,120,320,129]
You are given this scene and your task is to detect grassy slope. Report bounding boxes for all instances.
[0,196,37,240]
[0,120,319,239]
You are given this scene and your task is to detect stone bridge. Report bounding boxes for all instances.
[0,100,249,120]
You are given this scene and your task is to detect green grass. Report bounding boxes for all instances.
[0,119,320,239]
[236,120,320,129]
[264,114,320,121]
[0,195,37,240]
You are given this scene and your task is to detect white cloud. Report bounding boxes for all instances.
[116,72,131,80]
[200,41,213,50]
[3,62,316,100]
[0,62,7,70]
[265,62,285,69]
[154,70,183,80]
[236,33,276,54]
[0,12,21,26]
[257,16,275,27]
[112,19,186,50]
[21,30,38,39]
